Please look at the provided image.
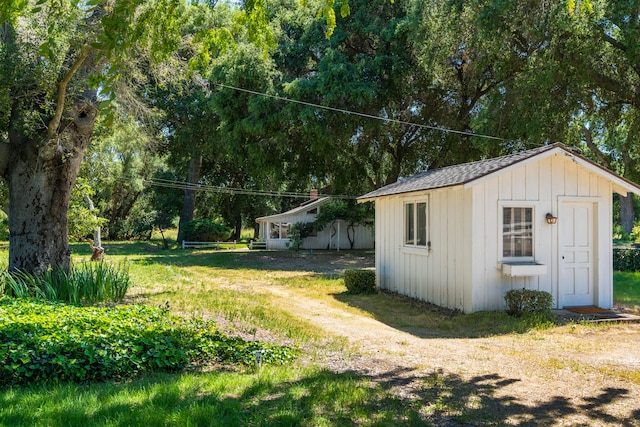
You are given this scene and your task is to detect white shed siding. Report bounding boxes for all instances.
[365,145,640,313]
[471,153,614,310]
[374,188,472,312]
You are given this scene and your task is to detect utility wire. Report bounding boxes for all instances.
[211,82,506,142]
[118,176,358,199]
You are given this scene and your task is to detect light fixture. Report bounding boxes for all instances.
[545,213,557,224]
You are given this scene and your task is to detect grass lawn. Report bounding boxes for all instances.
[1,241,640,426]
[613,271,640,312]
[0,367,426,427]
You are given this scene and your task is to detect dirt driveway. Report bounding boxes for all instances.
[246,251,640,426]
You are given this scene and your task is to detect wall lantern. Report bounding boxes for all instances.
[545,213,557,224]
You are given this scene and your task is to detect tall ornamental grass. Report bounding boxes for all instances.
[1,261,130,304]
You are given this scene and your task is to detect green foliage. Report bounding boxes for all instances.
[0,299,297,385]
[68,177,107,242]
[314,200,373,249]
[181,219,233,242]
[343,269,376,294]
[613,248,640,272]
[613,271,640,311]
[504,289,553,318]
[0,210,7,241]
[286,222,314,252]
[82,116,167,241]
[1,262,131,304]
[613,223,631,242]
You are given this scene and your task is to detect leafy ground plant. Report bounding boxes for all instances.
[0,299,297,385]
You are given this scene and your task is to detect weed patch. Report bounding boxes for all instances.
[0,299,297,385]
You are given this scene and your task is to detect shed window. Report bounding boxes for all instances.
[405,202,428,247]
[503,207,533,258]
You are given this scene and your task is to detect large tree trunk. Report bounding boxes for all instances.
[620,193,635,235]
[177,153,202,243]
[4,101,97,274]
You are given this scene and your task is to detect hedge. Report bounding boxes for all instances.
[613,248,640,272]
[181,219,232,242]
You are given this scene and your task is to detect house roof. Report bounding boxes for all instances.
[358,143,640,201]
[256,197,330,222]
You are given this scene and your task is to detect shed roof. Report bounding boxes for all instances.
[256,197,330,222]
[358,143,640,201]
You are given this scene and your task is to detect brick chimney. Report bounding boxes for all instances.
[310,189,318,200]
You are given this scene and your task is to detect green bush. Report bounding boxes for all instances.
[613,248,640,272]
[504,288,553,318]
[181,219,232,242]
[0,210,8,241]
[1,261,131,304]
[344,269,376,294]
[286,222,314,252]
[612,223,630,241]
[0,299,297,385]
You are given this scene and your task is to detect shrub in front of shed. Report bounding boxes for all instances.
[344,269,376,294]
[504,288,553,318]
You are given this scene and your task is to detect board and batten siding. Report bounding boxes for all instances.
[374,187,473,312]
[265,214,375,250]
[375,151,615,313]
[301,219,374,250]
[469,153,613,311]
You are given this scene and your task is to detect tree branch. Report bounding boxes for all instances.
[601,31,627,53]
[47,48,91,138]
[581,126,610,169]
[600,31,640,79]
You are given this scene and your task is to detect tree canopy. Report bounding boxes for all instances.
[3,0,640,273]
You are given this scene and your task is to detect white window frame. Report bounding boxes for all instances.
[403,199,429,249]
[268,221,291,240]
[498,202,536,262]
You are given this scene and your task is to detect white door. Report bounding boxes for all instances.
[559,201,595,307]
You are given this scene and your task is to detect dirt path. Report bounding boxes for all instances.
[259,282,640,426]
[204,250,640,425]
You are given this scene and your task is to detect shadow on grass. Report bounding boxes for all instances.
[1,367,636,427]
[332,291,558,339]
[76,244,375,276]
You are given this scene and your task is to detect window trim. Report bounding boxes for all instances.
[403,198,429,249]
[498,201,537,262]
[268,221,291,240]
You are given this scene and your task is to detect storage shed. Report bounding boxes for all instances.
[256,196,374,250]
[358,143,640,313]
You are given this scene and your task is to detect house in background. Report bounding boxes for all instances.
[256,192,375,250]
[358,143,640,313]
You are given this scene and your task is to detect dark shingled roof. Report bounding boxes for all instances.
[358,143,562,200]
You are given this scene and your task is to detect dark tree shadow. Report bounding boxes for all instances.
[0,367,635,427]
[86,246,375,277]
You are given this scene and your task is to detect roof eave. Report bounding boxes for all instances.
[256,197,331,222]
[462,146,640,196]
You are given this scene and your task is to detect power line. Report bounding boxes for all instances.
[119,176,358,199]
[211,82,506,142]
